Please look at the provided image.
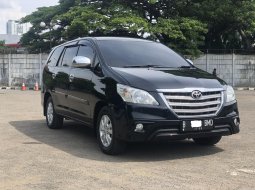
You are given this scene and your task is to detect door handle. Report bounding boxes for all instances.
[52,73,56,79]
[69,74,74,82]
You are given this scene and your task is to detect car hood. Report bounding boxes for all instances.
[112,67,226,91]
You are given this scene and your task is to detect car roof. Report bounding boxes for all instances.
[52,37,154,51]
[92,37,153,43]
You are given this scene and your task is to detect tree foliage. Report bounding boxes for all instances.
[20,0,255,56]
[0,40,5,46]
[174,0,255,50]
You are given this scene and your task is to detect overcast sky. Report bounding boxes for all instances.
[0,0,59,34]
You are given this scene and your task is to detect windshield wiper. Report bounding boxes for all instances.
[123,65,172,68]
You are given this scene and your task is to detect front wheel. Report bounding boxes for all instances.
[96,107,126,155]
[193,136,222,146]
[46,97,63,129]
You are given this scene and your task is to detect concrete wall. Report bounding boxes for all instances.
[193,54,255,87]
[0,53,254,87]
[0,54,48,87]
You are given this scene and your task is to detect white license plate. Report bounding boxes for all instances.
[191,120,202,128]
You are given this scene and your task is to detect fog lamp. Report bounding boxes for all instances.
[135,123,144,132]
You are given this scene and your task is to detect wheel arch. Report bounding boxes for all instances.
[93,101,108,132]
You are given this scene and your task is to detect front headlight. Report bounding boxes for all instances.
[117,84,159,105]
[226,85,236,103]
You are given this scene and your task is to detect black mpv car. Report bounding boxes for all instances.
[42,37,240,155]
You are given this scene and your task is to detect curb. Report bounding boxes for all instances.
[0,87,11,90]
[235,88,245,91]
[235,87,255,91]
[0,87,41,90]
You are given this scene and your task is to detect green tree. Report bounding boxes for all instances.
[21,0,255,55]
[61,0,206,55]
[20,0,78,52]
[175,0,255,50]
[20,0,207,55]
[0,40,5,46]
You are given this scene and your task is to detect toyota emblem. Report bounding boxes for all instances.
[191,90,202,99]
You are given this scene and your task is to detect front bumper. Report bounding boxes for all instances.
[112,101,240,142]
[129,116,240,141]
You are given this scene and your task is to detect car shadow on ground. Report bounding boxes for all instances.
[9,119,224,162]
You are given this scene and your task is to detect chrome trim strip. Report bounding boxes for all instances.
[159,93,179,118]
[176,113,217,119]
[68,95,89,104]
[164,94,221,100]
[157,88,224,93]
[55,90,66,96]
[215,91,224,116]
[169,100,221,107]
[173,107,218,113]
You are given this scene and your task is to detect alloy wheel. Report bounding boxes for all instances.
[99,115,113,147]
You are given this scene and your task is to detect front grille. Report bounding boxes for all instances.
[160,89,224,118]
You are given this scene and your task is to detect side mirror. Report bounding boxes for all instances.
[186,59,194,65]
[72,56,91,68]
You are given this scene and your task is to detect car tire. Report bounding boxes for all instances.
[46,97,63,129]
[96,107,126,155]
[193,136,222,146]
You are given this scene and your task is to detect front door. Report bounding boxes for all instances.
[67,41,95,124]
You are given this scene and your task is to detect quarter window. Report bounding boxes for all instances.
[47,46,64,67]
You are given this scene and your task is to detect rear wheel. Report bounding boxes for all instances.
[96,107,126,155]
[193,136,222,146]
[46,97,63,129]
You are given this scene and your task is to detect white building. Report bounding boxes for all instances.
[6,20,31,35]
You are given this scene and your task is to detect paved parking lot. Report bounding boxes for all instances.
[0,90,254,190]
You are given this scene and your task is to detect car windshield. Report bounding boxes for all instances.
[97,40,191,68]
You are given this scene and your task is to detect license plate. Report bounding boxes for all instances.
[182,119,214,132]
[191,120,202,128]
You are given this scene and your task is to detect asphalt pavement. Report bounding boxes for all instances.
[0,90,254,190]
